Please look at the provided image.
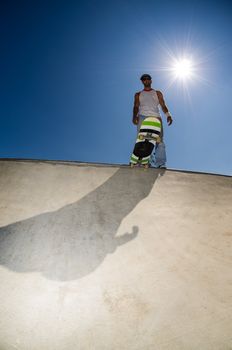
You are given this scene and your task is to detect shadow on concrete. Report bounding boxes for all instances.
[0,168,165,281]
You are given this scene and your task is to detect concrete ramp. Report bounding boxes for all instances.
[0,160,231,349]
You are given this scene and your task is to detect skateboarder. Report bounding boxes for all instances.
[132,74,173,168]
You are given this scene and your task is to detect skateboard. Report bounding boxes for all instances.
[130,117,162,168]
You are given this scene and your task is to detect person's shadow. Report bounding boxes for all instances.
[0,168,164,281]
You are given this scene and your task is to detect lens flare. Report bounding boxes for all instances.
[172,58,193,80]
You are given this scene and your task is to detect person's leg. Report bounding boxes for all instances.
[153,142,167,168]
[149,117,165,168]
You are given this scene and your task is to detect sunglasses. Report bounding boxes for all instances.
[142,77,151,81]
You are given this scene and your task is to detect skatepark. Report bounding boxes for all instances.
[0,159,231,349]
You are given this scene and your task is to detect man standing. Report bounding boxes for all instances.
[132,74,173,168]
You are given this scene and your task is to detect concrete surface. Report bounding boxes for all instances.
[0,159,231,350]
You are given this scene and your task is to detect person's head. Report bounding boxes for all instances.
[140,74,152,88]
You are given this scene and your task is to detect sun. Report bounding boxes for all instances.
[171,58,194,80]
[149,37,212,93]
[149,36,214,102]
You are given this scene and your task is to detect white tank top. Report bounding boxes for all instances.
[138,89,161,117]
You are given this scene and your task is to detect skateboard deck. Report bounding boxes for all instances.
[130,117,161,167]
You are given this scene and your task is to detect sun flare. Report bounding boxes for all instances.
[150,37,213,102]
[171,58,194,80]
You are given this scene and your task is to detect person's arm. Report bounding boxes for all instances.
[156,90,173,126]
[132,92,140,125]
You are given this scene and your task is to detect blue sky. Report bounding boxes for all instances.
[1,0,232,175]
